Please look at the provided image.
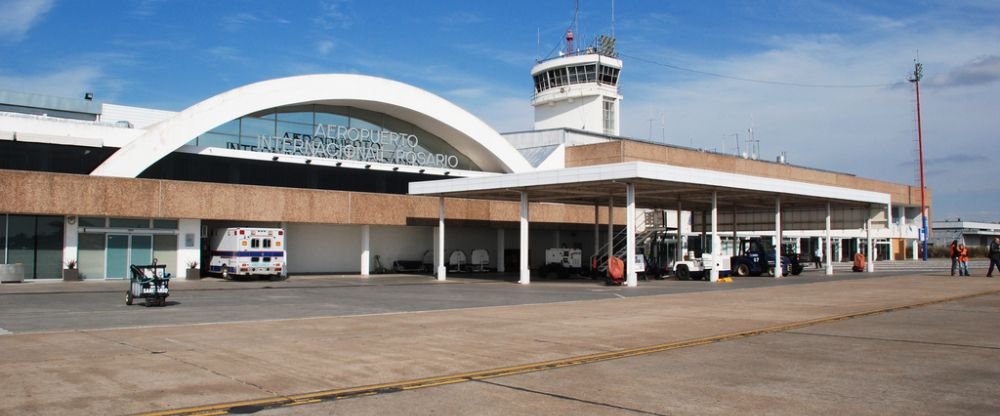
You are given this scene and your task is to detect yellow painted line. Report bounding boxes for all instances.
[136,289,1000,416]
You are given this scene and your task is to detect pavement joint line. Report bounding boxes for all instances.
[784,331,1000,350]
[476,379,670,416]
[133,288,1000,416]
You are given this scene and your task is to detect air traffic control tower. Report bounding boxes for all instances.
[531,31,622,136]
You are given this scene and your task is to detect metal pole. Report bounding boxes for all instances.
[910,61,928,261]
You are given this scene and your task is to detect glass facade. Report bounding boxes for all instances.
[76,217,181,279]
[1,214,64,279]
[191,104,480,171]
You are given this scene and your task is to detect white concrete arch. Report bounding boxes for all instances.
[91,74,532,177]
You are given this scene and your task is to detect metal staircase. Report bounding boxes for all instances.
[591,209,665,273]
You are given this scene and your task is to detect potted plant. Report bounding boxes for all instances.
[63,260,80,281]
[186,260,201,280]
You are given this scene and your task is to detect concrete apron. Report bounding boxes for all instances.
[1,275,996,416]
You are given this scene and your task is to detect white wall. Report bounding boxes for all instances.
[370,226,433,270]
[534,96,602,134]
[287,223,362,273]
[177,219,200,279]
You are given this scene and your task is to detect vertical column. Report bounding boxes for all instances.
[607,197,614,260]
[710,192,720,282]
[732,205,738,257]
[437,197,446,281]
[897,206,907,260]
[496,228,505,273]
[63,216,78,275]
[775,197,782,278]
[626,183,637,287]
[826,202,833,276]
[887,204,895,261]
[360,224,370,277]
[594,204,600,267]
[520,192,530,284]
[178,219,202,280]
[867,210,874,272]
[676,201,683,261]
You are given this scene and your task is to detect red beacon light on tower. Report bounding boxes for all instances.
[565,29,575,54]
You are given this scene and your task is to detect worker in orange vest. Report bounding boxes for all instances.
[957,243,969,277]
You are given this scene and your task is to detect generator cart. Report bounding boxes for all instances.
[126,262,170,307]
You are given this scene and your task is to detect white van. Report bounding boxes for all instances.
[208,228,286,280]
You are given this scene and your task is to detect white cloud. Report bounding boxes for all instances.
[0,0,54,41]
[314,0,354,30]
[316,40,336,55]
[0,66,103,97]
[618,24,1000,220]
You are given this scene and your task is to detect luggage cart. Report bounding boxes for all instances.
[126,261,171,307]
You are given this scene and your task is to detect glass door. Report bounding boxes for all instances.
[131,235,153,266]
[106,234,129,279]
[105,234,154,279]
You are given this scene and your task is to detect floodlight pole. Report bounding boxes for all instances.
[909,60,928,261]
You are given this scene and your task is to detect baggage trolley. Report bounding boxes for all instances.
[126,261,170,307]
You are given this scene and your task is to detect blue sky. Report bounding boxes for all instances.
[2,0,999,221]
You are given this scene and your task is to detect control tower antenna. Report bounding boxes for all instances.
[611,0,615,39]
[566,0,579,54]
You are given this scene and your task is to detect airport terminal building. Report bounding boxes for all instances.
[0,44,929,283]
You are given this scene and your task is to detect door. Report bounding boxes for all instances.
[105,234,154,279]
[106,234,129,279]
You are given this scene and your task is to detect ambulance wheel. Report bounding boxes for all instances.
[767,266,776,277]
[269,274,282,281]
[125,291,134,305]
[222,266,231,280]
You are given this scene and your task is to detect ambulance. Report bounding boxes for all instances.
[208,228,286,280]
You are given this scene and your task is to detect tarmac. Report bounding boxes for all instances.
[1,267,998,415]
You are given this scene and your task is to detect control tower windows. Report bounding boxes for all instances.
[533,64,602,93]
[599,66,620,85]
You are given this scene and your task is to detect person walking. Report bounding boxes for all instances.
[949,240,959,276]
[988,237,1000,278]
[957,243,969,277]
[813,245,823,269]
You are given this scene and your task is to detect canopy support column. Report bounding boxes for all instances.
[437,197,446,281]
[676,201,683,261]
[360,224,370,277]
[826,202,833,275]
[710,191,720,282]
[496,229,505,273]
[520,192,530,284]
[626,183,637,287]
[867,207,874,272]
[775,196,782,278]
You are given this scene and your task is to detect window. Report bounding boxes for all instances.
[79,217,105,227]
[152,219,178,229]
[599,65,620,85]
[109,218,149,229]
[263,239,272,249]
[603,98,616,134]
[250,239,260,249]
